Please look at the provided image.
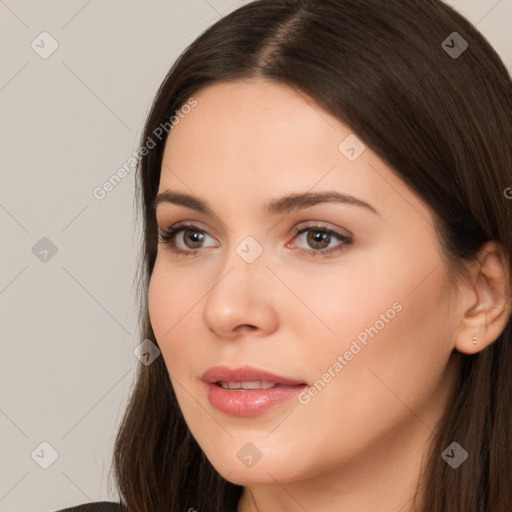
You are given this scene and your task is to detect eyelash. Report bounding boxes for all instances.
[157,222,352,258]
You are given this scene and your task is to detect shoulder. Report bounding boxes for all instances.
[55,502,127,512]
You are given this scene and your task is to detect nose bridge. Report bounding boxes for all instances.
[210,234,267,302]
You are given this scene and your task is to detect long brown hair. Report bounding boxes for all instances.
[110,1,512,510]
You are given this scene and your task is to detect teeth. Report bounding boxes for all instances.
[218,380,277,390]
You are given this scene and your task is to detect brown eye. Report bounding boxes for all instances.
[158,223,219,256]
[181,229,205,249]
[291,225,352,257]
[306,230,331,250]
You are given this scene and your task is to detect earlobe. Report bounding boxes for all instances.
[454,241,511,355]
[454,302,487,355]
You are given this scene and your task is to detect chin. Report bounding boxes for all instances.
[201,443,306,486]
[218,462,294,486]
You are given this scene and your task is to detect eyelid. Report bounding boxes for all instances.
[293,220,352,237]
[159,218,218,235]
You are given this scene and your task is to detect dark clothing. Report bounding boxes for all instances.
[55,502,127,512]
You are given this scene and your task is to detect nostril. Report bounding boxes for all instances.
[236,324,258,332]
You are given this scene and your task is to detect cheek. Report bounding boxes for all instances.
[147,269,168,337]
[148,267,184,355]
[148,260,195,333]
[147,264,205,375]
[299,245,453,404]
[293,269,453,464]
[280,258,402,367]
[333,265,453,417]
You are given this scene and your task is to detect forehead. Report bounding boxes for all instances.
[163,79,345,170]
[158,79,433,228]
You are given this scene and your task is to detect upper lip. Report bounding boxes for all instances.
[201,365,307,386]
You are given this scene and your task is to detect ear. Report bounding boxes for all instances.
[454,241,512,355]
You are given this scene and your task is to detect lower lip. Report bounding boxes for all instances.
[206,383,307,417]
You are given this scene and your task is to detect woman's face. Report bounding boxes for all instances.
[148,79,460,487]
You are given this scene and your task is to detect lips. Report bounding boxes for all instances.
[217,381,278,390]
[201,365,308,417]
[201,365,307,387]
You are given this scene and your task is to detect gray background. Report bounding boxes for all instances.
[1,1,511,511]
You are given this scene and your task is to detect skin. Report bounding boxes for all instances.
[147,79,510,512]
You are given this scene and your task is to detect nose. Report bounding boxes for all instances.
[202,251,279,339]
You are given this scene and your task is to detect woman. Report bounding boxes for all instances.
[58,0,512,510]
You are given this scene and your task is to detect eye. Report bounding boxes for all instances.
[157,223,218,256]
[289,224,352,257]
[157,222,352,259]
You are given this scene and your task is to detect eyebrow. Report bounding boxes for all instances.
[151,190,379,216]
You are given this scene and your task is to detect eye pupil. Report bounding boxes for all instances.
[185,229,204,248]
[307,230,330,249]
